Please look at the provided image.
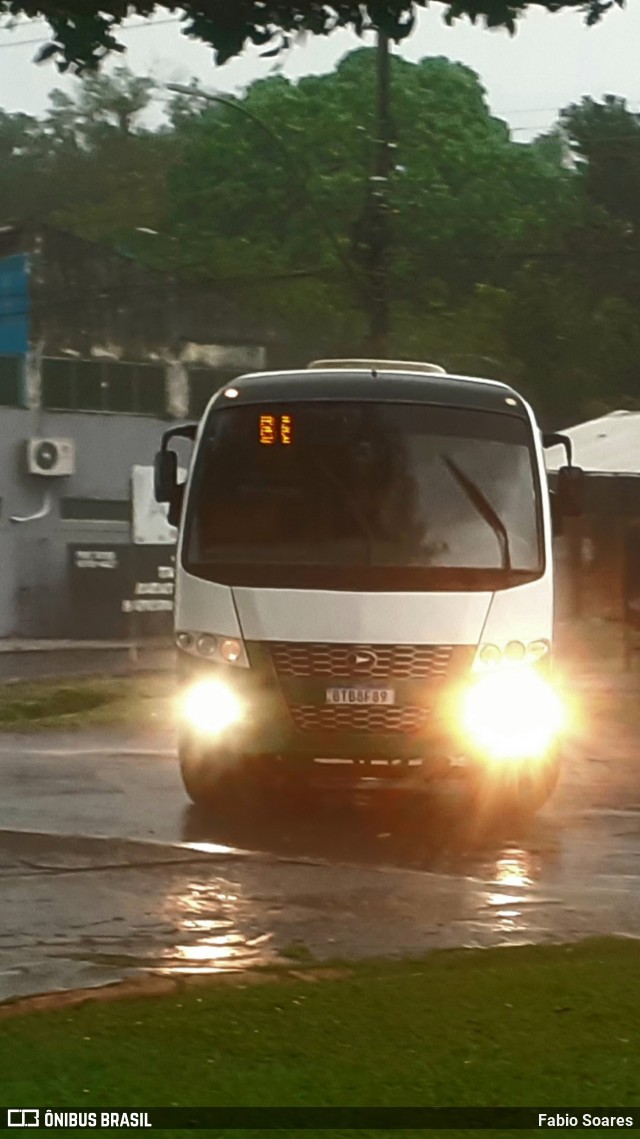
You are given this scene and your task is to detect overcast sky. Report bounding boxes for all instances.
[0,2,638,140]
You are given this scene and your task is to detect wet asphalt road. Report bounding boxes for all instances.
[2,670,640,1000]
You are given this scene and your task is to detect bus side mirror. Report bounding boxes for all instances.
[154,450,177,503]
[556,465,585,517]
[167,484,184,529]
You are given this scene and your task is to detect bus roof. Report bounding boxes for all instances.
[307,358,447,374]
[212,367,529,419]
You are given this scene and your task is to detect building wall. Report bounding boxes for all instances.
[0,228,283,639]
[0,408,174,636]
[0,253,30,357]
[30,228,275,364]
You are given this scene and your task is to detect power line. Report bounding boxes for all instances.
[2,19,640,120]
[3,21,640,140]
[0,15,183,51]
[506,101,640,117]
[0,265,348,316]
[3,19,640,136]
[2,236,640,319]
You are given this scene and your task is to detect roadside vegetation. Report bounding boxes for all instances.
[0,673,174,731]
[1,938,639,1134]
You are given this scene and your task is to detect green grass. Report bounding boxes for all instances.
[1,939,639,1137]
[0,673,174,731]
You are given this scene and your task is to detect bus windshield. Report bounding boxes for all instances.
[183,402,544,592]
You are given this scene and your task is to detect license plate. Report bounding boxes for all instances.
[326,687,395,705]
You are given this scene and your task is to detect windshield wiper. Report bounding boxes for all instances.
[441,454,512,572]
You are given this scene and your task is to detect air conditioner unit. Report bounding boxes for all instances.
[26,438,76,477]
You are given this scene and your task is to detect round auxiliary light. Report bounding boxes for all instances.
[527,640,550,662]
[504,640,526,662]
[196,634,218,658]
[176,632,194,650]
[479,644,502,667]
[220,639,243,664]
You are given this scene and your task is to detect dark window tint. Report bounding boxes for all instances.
[75,360,103,411]
[185,402,542,592]
[42,358,166,415]
[61,498,130,521]
[105,362,136,413]
[42,358,74,409]
[134,365,165,416]
[0,355,22,406]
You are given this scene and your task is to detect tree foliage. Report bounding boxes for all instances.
[562,95,640,233]
[2,57,640,423]
[161,53,577,331]
[0,67,169,241]
[0,0,624,72]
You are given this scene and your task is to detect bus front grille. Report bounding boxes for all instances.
[289,704,429,734]
[270,642,453,680]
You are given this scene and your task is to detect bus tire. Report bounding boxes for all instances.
[468,752,561,819]
[179,739,249,810]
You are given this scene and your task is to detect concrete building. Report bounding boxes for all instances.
[0,225,281,638]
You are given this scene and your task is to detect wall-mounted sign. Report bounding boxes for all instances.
[68,544,174,638]
[120,550,176,620]
[122,599,173,613]
[74,550,118,569]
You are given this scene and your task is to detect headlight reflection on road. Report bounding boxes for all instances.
[461,667,565,761]
[165,881,276,976]
[493,851,535,889]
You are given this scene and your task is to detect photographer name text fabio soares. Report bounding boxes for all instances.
[539,1116,634,1128]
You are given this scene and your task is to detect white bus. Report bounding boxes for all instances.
[154,360,584,815]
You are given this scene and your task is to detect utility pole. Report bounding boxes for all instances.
[366,29,393,357]
[166,83,367,316]
[171,45,395,358]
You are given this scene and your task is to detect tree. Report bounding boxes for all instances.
[160,51,578,353]
[0,67,169,242]
[2,54,636,424]
[0,0,623,73]
[561,95,640,233]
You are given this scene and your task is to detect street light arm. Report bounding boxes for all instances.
[165,83,370,311]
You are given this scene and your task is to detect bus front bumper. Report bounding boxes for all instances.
[175,653,564,783]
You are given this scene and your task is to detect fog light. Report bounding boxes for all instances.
[461,668,564,761]
[181,680,243,736]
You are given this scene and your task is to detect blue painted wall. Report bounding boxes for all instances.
[0,253,30,355]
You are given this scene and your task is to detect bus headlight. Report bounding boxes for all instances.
[180,680,244,737]
[461,668,564,761]
[474,639,550,671]
[175,631,249,667]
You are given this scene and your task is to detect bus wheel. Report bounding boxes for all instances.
[468,752,561,819]
[179,739,250,810]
